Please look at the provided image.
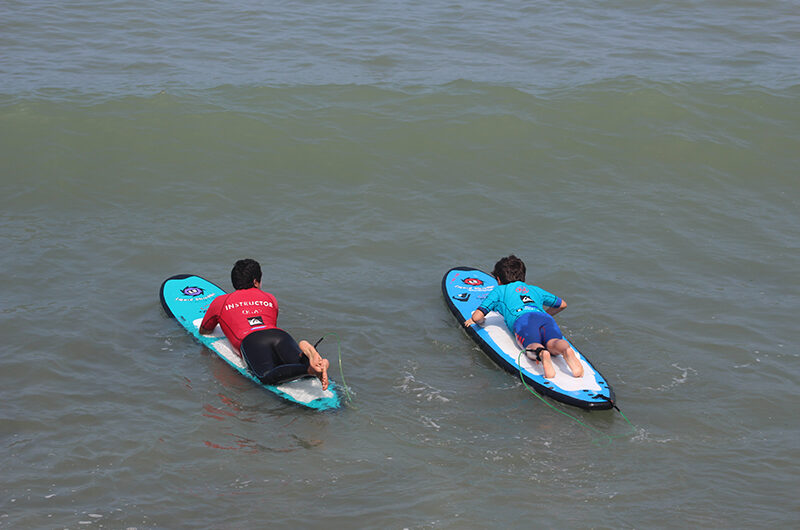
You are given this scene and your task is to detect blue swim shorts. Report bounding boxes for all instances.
[513,311,563,348]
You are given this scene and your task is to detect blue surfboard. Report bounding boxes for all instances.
[443,267,615,410]
[160,274,340,411]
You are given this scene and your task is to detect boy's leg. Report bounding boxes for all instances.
[535,313,584,378]
[516,313,557,379]
[524,343,556,379]
[545,338,584,378]
[539,348,556,379]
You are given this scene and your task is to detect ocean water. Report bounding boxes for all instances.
[1,1,799,528]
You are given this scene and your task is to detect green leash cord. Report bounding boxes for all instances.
[516,350,636,445]
[315,332,354,405]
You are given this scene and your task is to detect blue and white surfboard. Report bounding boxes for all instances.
[160,274,340,411]
[443,267,615,410]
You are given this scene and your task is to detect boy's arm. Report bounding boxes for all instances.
[464,308,488,327]
[465,286,500,327]
[546,299,567,316]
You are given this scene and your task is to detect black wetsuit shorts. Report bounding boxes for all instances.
[239,329,310,385]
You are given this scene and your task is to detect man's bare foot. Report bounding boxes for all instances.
[308,358,330,391]
[319,358,329,391]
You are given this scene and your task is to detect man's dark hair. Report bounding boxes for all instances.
[231,259,262,290]
[492,255,526,284]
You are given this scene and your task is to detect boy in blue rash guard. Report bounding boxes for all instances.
[463,255,584,379]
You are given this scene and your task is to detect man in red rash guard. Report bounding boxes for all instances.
[199,259,329,390]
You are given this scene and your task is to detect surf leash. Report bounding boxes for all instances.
[315,332,354,406]
[516,350,635,445]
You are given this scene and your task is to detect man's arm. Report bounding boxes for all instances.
[199,296,222,334]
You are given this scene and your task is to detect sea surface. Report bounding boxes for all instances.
[2,1,799,528]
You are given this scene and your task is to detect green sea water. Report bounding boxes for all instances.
[2,1,799,528]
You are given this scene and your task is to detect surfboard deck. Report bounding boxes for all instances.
[160,274,340,411]
[442,267,615,410]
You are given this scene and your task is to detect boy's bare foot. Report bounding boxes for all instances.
[525,346,556,379]
[541,351,556,379]
[564,348,584,378]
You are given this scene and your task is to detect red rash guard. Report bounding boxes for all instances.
[200,288,279,351]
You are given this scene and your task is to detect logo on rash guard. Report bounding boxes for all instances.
[463,278,483,286]
[247,316,264,327]
[181,286,204,296]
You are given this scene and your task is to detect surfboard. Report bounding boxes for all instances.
[160,274,340,411]
[442,267,615,410]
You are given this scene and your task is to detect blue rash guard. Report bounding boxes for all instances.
[477,281,562,331]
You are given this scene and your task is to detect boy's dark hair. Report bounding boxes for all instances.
[231,259,262,290]
[492,255,526,284]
